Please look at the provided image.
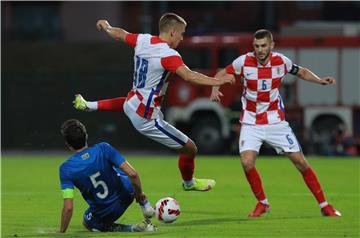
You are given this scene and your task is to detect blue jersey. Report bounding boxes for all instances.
[59,142,134,216]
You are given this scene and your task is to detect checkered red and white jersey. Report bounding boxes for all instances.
[225,52,294,125]
[124,33,185,119]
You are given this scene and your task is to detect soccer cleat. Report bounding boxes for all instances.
[248,202,271,217]
[132,219,157,232]
[321,204,342,217]
[73,94,93,111]
[182,178,216,191]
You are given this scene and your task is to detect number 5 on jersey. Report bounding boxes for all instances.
[134,56,149,88]
[90,172,109,199]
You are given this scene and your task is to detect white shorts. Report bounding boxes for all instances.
[123,102,188,149]
[239,121,301,154]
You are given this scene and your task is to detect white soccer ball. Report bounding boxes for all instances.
[155,197,181,223]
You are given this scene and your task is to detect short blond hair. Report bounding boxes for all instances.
[159,13,187,33]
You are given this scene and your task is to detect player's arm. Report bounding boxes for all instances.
[59,189,74,233]
[119,161,154,218]
[96,19,128,42]
[118,161,147,203]
[293,65,336,85]
[210,69,236,102]
[103,142,154,218]
[176,66,234,86]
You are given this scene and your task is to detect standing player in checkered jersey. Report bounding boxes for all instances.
[210,29,341,217]
[73,13,234,191]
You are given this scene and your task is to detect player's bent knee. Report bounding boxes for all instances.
[240,156,255,170]
[241,160,254,170]
[186,139,197,151]
[192,142,198,155]
[286,152,309,172]
[178,139,197,156]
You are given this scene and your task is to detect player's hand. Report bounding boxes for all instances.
[210,87,223,102]
[96,20,111,31]
[320,76,336,85]
[137,195,155,218]
[218,74,235,85]
[141,203,155,219]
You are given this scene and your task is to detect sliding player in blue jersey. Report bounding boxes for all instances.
[59,119,156,233]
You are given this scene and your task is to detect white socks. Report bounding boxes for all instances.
[183,178,195,187]
[319,201,328,208]
[260,199,269,205]
[86,101,98,110]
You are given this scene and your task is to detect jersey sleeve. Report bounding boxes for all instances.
[125,33,139,48]
[161,55,186,73]
[100,142,126,167]
[225,64,236,74]
[282,55,299,75]
[225,55,245,76]
[59,165,74,190]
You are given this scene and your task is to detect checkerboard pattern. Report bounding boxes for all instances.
[225,52,293,124]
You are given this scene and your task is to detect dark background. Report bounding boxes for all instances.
[2,1,360,152]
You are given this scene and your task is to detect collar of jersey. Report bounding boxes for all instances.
[151,36,168,45]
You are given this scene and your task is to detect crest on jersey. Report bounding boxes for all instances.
[241,140,245,147]
[81,153,90,160]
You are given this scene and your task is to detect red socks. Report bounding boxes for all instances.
[245,168,266,201]
[178,154,195,181]
[245,166,326,206]
[98,97,126,112]
[301,167,326,204]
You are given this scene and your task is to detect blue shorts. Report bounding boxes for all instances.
[83,196,133,231]
[83,172,134,232]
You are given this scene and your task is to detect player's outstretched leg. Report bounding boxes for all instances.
[241,151,270,217]
[178,139,216,191]
[287,151,341,217]
[73,94,126,112]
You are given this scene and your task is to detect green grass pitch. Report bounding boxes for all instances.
[2,155,359,237]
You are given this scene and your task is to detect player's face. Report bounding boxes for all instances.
[170,24,186,49]
[253,37,274,63]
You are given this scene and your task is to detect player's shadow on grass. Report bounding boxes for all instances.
[184,210,232,216]
[170,217,248,227]
[171,215,321,227]
[187,209,322,219]
[15,230,162,238]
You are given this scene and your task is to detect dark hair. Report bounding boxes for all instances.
[61,119,87,150]
[254,29,273,42]
[159,12,187,33]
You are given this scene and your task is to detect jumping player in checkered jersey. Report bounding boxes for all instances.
[210,29,341,217]
[73,13,234,191]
